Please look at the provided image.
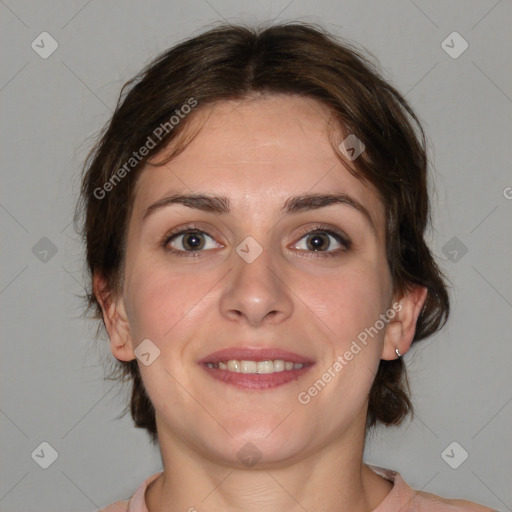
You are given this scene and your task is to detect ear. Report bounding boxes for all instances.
[93,272,135,362]
[381,285,428,360]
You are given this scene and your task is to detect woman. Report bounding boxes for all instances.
[76,22,494,512]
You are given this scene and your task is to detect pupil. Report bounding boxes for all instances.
[308,234,327,251]
[184,233,204,250]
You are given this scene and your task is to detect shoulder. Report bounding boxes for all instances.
[97,471,163,512]
[98,499,130,512]
[367,464,495,512]
[414,489,496,511]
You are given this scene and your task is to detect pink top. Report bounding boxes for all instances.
[98,465,495,511]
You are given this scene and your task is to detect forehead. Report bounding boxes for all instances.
[132,94,385,230]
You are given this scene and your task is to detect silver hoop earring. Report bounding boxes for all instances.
[395,348,402,358]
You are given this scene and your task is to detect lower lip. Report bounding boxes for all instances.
[200,363,314,390]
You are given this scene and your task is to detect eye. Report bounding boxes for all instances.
[293,228,349,254]
[165,229,220,253]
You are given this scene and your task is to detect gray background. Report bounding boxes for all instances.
[1,1,511,511]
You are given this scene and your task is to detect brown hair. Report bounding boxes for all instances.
[75,22,449,445]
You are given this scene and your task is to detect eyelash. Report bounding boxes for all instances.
[160,223,351,259]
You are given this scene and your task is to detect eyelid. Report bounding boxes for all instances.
[294,223,351,244]
[160,224,224,258]
[291,224,351,256]
[162,223,222,244]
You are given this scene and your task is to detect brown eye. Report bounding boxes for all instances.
[167,230,218,252]
[306,233,331,251]
[294,229,348,253]
[182,232,205,251]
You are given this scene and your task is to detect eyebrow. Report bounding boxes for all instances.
[142,192,376,232]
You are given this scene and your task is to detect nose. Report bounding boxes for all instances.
[219,245,294,327]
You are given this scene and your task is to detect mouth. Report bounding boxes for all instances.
[205,359,307,372]
[198,347,315,390]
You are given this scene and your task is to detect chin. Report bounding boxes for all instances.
[203,424,309,468]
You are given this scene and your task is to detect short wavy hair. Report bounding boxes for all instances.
[75,22,449,445]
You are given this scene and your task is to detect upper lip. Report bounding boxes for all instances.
[199,347,315,364]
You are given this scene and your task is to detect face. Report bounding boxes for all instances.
[101,94,416,467]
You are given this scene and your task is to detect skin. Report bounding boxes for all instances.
[95,94,428,512]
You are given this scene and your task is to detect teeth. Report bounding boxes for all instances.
[241,360,257,373]
[273,360,285,372]
[257,361,274,374]
[207,359,305,373]
[227,360,240,372]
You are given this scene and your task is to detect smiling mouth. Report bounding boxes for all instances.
[198,347,315,389]
[205,359,307,373]
[200,360,314,390]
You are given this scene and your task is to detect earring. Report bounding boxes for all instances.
[395,348,402,358]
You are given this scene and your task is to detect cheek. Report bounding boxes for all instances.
[297,263,391,347]
[122,262,209,409]
[123,260,198,344]
[123,256,227,358]
[295,265,391,419]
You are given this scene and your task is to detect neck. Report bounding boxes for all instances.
[146,419,393,512]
